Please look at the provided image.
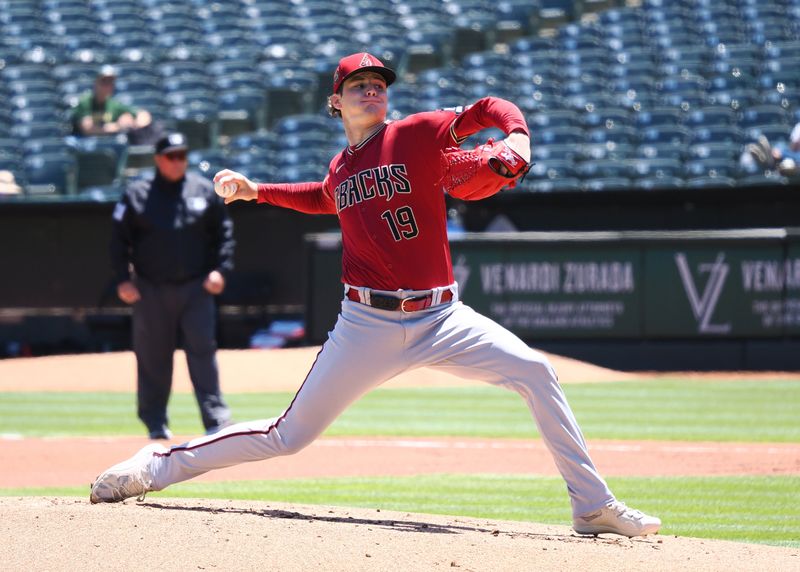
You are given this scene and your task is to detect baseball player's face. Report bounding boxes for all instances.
[334,72,388,122]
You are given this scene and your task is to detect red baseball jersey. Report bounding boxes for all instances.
[257,97,529,291]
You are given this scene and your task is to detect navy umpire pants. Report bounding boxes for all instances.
[132,276,231,433]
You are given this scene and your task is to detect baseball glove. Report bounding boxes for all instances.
[439,138,532,201]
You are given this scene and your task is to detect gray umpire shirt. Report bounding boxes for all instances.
[110,171,235,286]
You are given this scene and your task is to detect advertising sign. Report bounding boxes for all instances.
[451,243,642,338]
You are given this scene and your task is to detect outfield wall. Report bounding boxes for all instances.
[2,192,799,368]
[305,229,800,371]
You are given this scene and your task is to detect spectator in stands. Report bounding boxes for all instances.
[743,123,800,177]
[110,132,235,440]
[71,65,158,143]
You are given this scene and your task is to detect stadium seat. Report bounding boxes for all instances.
[11,120,70,139]
[188,147,227,168]
[262,69,318,127]
[636,143,685,160]
[634,107,682,128]
[583,177,633,191]
[687,142,742,161]
[608,76,657,100]
[582,108,632,129]
[533,127,585,146]
[22,136,72,157]
[23,152,77,195]
[114,74,162,95]
[659,91,706,108]
[163,76,210,94]
[76,148,120,190]
[704,88,759,110]
[282,164,328,183]
[563,92,619,112]
[528,177,583,192]
[226,130,279,154]
[628,157,684,179]
[510,36,557,55]
[12,104,65,125]
[276,148,330,170]
[169,105,219,150]
[659,74,708,94]
[585,126,639,145]
[608,61,658,80]
[739,105,790,129]
[6,79,59,97]
[737,173,789,187]
[527,159,578,181]
[1,64,54,83]
[759,87,800,109]
[712,43,762,64]
[275,114,336,138]
[684,106,736,128]
[0,138,22,160]
[576,159,631,180]
[684,158,738,179]
[228,149,272,171]
[533,144,580,162]
[640,125,691,146]
[709,60,760,81]
[637,176,685,189]
[763,40,800,61]
[690,125,744,145]
[579,142,634,161]
[657,60,707,78]
[217,89,267,137]
[685,175,736,188]
[236,165,276,184]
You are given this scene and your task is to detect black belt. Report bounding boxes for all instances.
[346,288,454,312]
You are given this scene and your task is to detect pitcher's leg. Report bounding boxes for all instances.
[419,304,613,516]
[148,303,407,490]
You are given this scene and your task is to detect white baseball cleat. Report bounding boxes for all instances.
[573,501,661,537]
[90,443,167,504]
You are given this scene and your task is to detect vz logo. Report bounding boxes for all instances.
[674,252,731,334]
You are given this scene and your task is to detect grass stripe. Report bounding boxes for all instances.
[1,380,798,441]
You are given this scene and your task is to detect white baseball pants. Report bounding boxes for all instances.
[149,285,615,516]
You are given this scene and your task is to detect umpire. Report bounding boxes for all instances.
[110,132,234,440]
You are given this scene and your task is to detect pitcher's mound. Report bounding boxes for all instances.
[3,497,796,571]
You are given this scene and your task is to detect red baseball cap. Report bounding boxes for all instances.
[332,52,396,93]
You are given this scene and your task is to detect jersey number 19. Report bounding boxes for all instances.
[381,206,419,241]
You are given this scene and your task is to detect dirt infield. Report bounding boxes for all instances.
[3,497,799,572]
[2,349,799,570]
[0,347,645,393]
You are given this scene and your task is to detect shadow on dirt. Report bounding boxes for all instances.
[141,501,648,546]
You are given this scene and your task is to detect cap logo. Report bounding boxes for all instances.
[333,69,340,85]
[359,53,374,67]
[168,134,182,145]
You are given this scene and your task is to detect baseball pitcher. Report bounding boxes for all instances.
[91,53,660,538]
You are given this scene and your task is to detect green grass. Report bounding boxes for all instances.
[1,380,798,442]
[5,475,798,547]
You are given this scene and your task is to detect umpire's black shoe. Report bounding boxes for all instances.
[147,426,173,440]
